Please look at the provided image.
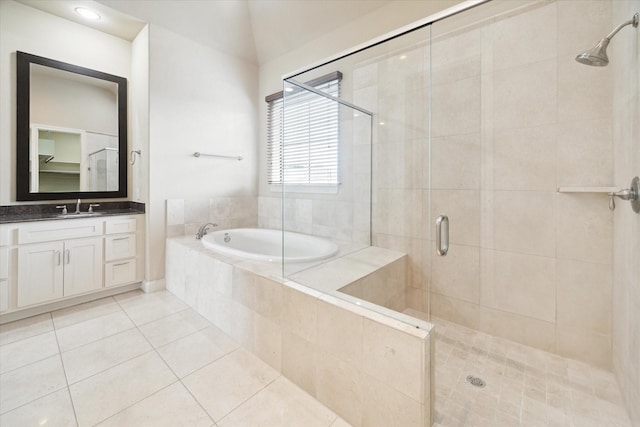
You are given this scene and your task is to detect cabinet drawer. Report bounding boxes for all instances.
[105,218,137,235]
[19,220,102,244]
[0,247,8,280]
[105,259,136,287]
[0,280,8,312]
[105,234,136,261]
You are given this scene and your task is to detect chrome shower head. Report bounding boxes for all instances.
[576,38,610,66]
[576,13,639,66]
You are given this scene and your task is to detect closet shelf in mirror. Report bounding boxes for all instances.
[557,187,621,193]
[39,170,80,175]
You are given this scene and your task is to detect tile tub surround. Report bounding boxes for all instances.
[166,236,434,427]
[0,291,350,426]
[166,197,258,238]
[258,195,371,246]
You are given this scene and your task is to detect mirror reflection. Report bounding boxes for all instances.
[29,63,119,193]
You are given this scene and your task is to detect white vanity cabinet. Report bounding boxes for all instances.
[1,214,144,316]
[18,236,104,306]
[17,220,104,307]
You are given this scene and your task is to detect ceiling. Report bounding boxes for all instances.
[16,0,394,65]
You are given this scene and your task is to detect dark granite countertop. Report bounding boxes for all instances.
[0,201,145,224]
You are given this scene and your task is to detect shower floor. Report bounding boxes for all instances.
[403,309,632,427]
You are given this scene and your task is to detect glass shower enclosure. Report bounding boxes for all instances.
[279,0,623,370]
[87,147,118,191]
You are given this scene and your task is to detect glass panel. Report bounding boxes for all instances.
[87,147,119,191]
[281,79,372,279]
[279,25,433,330]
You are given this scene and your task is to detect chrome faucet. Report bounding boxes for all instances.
[75,199,81,214]
[196,222,217,239]
[608,177,640,212]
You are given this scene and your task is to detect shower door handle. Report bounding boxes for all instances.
[435,214,449,256]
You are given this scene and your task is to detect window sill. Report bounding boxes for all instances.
[269,184,339,194]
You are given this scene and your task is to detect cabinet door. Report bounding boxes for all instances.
[18,241,64,307]
[63,237,103,297]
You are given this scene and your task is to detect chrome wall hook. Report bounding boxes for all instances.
[130,149,141,165]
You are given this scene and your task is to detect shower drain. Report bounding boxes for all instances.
[466,375,486,388]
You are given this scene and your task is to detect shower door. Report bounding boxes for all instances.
[427,0,616,361]
[426,11,485,327]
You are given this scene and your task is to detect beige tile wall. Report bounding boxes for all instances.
[353,0,616,368]
[166,197,258,237]
[611,0,640,425]
[165,237,433,427]
[338,256,406,312]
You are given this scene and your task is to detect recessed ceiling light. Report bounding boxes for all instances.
[75,7,100,21]
[400,55,407,60]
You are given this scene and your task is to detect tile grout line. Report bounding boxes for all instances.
[0,378,67,418]
[215,373,282,425]
[90,379,183,426]
[113,291,222,426]
[125,295,220,427]
[0,326,55,348]
[136,311,213,349]
[57,324,138,355]
[0,317,72,420]
[49,296,120,330]
[51,312,81,427]
[0,331,59,376]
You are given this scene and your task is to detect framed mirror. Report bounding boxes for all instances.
[16,51,127,201]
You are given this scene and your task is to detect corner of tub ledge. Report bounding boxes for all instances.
[315,290,434,339]
[340,246,408,271]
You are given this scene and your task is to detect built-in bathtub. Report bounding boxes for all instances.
[200,228,339,263]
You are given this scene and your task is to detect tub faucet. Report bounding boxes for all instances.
[75,199,81,214]
[196,223,218,239]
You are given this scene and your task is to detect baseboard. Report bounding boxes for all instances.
[141,278,165,293]
[0,282,141,325]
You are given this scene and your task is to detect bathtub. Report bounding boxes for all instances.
[200,228,338,263]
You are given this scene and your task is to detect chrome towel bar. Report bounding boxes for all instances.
[194,152,243,161]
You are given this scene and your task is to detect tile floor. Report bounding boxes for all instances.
[405,310,633,427]
[0,291,633,427]
[0,290,349,427]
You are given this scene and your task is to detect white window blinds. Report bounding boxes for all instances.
[266,72,342,186]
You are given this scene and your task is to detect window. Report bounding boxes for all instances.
[266,72,342,189]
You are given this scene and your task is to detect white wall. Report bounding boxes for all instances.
[31,71,118,136]
[130,26,149,204]
[0,0,132,204]
[146,24,258,282]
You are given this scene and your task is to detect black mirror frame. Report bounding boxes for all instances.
[16,51,128,201]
